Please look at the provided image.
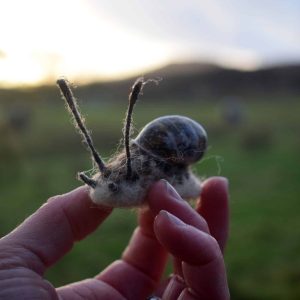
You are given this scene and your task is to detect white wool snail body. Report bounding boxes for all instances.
[57,78,207,207]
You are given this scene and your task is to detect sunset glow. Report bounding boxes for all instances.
[0,0,299,87]
[0,0,174,86]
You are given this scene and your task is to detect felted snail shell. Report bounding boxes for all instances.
[133,115,207,165]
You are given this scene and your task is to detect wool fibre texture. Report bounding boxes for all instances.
[90,145,201,207]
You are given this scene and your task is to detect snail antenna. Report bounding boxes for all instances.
[124,77,144,179]
[78,172,97,188]
[57,78,107,174]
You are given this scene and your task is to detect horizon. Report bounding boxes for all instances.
[1,59,300,89]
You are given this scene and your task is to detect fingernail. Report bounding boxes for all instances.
[160,179,183,201]
[159,210,186,227]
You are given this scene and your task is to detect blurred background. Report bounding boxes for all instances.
[0,0,300,299]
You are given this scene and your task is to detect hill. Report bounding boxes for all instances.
[1,63,299,104]
[70,62,300,103]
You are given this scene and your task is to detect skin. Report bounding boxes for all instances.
[0,177,230,300]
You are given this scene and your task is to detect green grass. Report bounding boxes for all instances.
[0,97,300,299]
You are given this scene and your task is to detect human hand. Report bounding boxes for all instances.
[0,177,229,299]
[144,177,230,299]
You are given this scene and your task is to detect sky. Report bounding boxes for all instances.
[0,0,299,86]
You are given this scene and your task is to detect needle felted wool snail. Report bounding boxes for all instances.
[57,77,207,207]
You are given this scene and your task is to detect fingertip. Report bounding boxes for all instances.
[153,210,221,265]
[147,180,209,234]
[47,185,89,204]
[197,177,229,252]
[154,210,186,229]
[153,210,185,248]
[201,176,229,196]
[147,179,184,205]
[147,179,166,196]
[48,185,114,220]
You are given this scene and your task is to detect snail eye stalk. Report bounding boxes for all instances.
[124,77,144,179]
[78,172,97,189]
[57,78,107,174]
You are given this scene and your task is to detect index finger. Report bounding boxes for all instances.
[0,186,112,275]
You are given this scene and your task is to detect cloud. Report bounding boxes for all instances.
[90,0,300,65]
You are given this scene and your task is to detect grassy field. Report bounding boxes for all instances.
[0,94,299,299]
